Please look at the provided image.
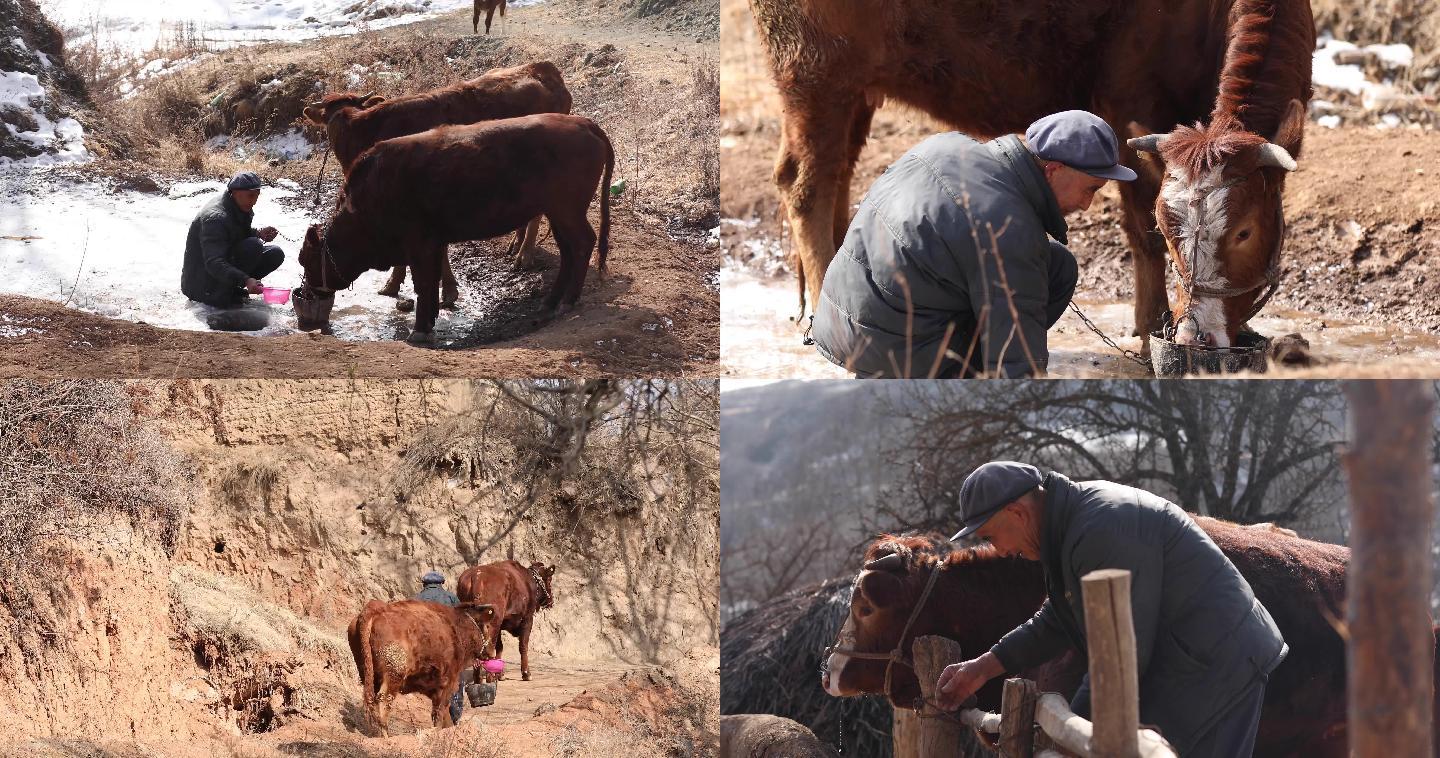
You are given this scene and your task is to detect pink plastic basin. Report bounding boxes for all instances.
[261,287,290,305]
[482,658,505,674]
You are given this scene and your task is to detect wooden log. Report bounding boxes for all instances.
[1035,693,1177,758]
[719,714,840,757]
[959,707,1002,734]
[1080,569,1140,758]
[894,706,922,758]
[1343,381,1436,758]
[1000,677,1039,758]
[913,634,968,757]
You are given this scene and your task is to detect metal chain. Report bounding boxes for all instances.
[1066,301,1152,369]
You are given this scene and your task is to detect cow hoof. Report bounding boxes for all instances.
[395,298,415,312]
[377,286,400,298]
[440,299,458,311]
[522,672,531,682]
[407,330,435,344]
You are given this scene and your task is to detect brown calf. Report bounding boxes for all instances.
[457,560,556,681]
[302,62,573,302]
[297,114,614,343]
[347,599,498,737]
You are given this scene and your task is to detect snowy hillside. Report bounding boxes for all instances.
[39,0,541,54]
[1,0,90,166]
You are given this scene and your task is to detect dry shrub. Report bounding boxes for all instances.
[0,381,187,566]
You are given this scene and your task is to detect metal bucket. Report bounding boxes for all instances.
[465,681,497,707]
[1150,330,1269,377]
[292,287,334,332]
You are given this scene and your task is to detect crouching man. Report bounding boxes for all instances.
[181,171,284,307]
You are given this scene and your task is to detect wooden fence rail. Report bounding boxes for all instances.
[896,570,1176,758]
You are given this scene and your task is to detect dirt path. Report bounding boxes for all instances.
[0,2,719,378]
[720,0,1440,378]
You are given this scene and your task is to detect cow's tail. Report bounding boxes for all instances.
[592,120,614,275]
[360,604,381,705]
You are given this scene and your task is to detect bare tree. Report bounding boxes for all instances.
[875,381,1347,534]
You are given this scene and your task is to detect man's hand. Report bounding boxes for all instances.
[244,278,264,294]
[258,226,279,242]
[935,652,1005,710]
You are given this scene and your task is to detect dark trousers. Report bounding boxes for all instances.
[1186,678,1266,758]
[449,667,473,725]
[199,237,284,306]
[1044,239,1078,329]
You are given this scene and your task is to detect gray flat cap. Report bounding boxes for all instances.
[421,571,445,585]
[951,461,1045,541]
[227,171,265,191]
[1025,111,1137,182]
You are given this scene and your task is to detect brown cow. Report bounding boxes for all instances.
[750,0,1312,353]
[302,62,573,303]
[347,599,498,737]
[456,560,556,681]
[823,523,1386,757]
[474,0,507,35]
[296,113,614,343]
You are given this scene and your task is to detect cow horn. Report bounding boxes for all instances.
[1127,134,1166,154]
[358,90,377,100]
[864,554,904,573]
[306,100,322,108]
[1256,142,1297,172]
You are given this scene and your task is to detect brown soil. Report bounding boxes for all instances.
[721,0,1440,368]
[0,1,719,378]
[0,380,720,756]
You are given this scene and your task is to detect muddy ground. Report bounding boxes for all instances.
[0,0,719,378]
[720,0,1440,378]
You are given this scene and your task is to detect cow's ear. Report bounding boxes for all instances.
[302,105,322,124]
[859,569,906,608]
[1267,98,1306,161]
[361,95,386,108]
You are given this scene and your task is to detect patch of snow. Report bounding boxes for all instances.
[1368,43,1414,69]
[215,128,316,161]
[43,0,548,56]
[1313,39,1371,95]
[0,70,91,168]
[1317,114,1341,128]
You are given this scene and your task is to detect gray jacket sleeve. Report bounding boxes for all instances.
[989,598,1073,672]
[961,220,1050,377]
[1068,529,1165,679]
[199,213,249,287]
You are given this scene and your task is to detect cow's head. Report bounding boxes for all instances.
[302,91,387,126]
[297,220,366,297]
[1129,99,1305,347]
[457,602,499,655]
[529,562,556,608]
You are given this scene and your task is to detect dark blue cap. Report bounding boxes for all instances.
[1025,111,1137,182]
[951,461,1045,540]
[227,171,265,191]
[421,571,445,585]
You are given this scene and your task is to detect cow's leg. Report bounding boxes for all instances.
[832,94,878,248]
[374,685,394,738]
[519,620,533,681]
[551,215,596,307]
[379,266,405,298]
[472,0,480,33]
[1115,159,1169,356]
[514,216,543,270]
[440,252,459,309]
[774,87,866,319]
[485,6,496,34]
[408,242,442,343]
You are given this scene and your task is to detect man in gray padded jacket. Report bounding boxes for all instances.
[811,111,1136,377]
[935,462,1287,757]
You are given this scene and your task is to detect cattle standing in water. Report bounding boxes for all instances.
[297,113,614,343]
[474,0,507,35]
[347,599,498,737]
[457,560,555,681]
[750,0,1312,353]
[302,62,573,302]
[822,523,1440,757]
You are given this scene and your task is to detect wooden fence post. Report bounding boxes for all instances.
[1081,569,1140,758]
[1000,677,1038,758]
[913,635,967,757]
[1343,381,1436,758]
